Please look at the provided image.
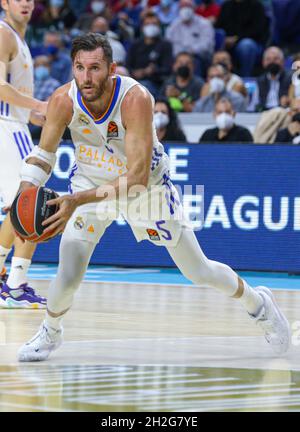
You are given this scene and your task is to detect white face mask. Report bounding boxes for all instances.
[91,1,105,14]
[154,112,169,129]
[143,24,160,38]
[179,7,194,22]
[215,112,234,130]
[210,77,225,94]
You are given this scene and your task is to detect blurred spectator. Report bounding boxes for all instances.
[201,50,247,98]
[43,32,72,84]
[193,64,247,112]
[48,0,77,30]
[34,55,61,101]
[68,0,90,19]
[126,11,173,97]
[154,98,187,142]
[90,17,126,64]
[272,0,300,48]
[274,98,300,144]
[195,0,221,25]
[152,0,179,32]
[118,1,144,34]
[110,12,135,49]
[116,65,130,76]
[75,0,112,31]
[216,0,268,77]
[199,98,253,142]
[288,57,300,102]
[255,46,292,111]
[160,51,204,112]
[253,106,290,143]
[165,0,215,77]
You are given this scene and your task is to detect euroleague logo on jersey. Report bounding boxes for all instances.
[107,121,118,138]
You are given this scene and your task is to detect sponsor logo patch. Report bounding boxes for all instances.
[107,121,118,138]
[146,228,160,241]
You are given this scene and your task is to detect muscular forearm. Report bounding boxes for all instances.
[0,81,40,111]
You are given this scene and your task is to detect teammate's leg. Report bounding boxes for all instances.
[0,123,45,308]
[166,229,290,354]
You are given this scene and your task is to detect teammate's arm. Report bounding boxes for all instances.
[0,27,47,115]
[43,86,154,235]
[18,85,72,191]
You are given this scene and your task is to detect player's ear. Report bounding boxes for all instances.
[109,62,117,76]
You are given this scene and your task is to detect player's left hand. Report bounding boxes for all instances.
[42,194,78,236]
[30,110,46,127]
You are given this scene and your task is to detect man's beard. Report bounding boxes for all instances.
[77,74,109,102]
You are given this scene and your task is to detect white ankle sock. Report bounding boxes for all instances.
[239,281,264,315]
[7,257,31,288]
[0,246,11,272]
[45,313,63,332]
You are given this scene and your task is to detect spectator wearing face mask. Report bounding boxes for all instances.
[126,11,173,98]
[90,17,126,64]
[195,0,221,25]
[255,47,292,112]
[201,50,247,99]
[193,64,247,113]
[274,98,300,144]
[199,98,253,142]
[165,0,215,77]
[160,51,204,112]
[154,98,187,142]
[153,0,180,32]
[34,55,61,101]
[43,32,72,84]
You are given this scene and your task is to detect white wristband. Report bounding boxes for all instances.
[20,163,51,186]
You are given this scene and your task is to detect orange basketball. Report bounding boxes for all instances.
[10,187,59,243]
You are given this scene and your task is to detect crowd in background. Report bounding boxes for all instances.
[2,0,300,144]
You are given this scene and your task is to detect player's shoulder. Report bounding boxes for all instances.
[48,82,73,121]
[0,24,17,52]
[122,83,152,110]
[50,82,72,103]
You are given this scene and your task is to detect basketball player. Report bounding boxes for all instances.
[0,0,47,308]
[16,34,290,361]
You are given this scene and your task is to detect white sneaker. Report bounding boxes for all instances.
[251,286,291,355]
[18,321,63,362]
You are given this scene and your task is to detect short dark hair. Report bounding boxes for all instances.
[71,32,113,64]
[175,51,194,61]
[142,10,160,24]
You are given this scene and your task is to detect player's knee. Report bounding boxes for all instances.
[181,258,217,288]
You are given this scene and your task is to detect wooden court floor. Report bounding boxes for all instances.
[0,279,299,412]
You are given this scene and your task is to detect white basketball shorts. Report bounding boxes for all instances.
[65,171,191,248]
[0,118,34,206]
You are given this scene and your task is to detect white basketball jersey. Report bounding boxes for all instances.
[0,21,33,124]
[68,75,169,188]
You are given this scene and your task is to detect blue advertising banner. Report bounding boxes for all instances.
[2,142,299,272]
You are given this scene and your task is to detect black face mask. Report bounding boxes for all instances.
[266,63,281,76]
[292,113,300,123]
[176,65,190,79]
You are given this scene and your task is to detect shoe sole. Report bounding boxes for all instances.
[256,285,291,354]
[0,297,46,309]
